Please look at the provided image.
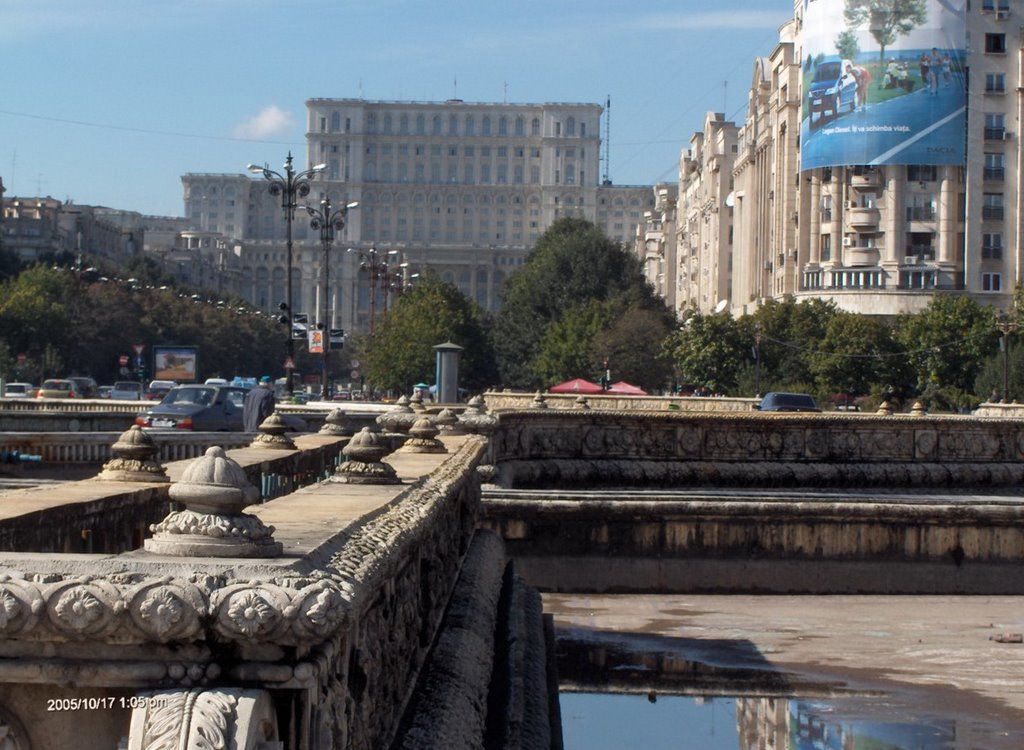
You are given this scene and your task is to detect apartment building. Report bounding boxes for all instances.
[660,0,1017,318]
[183,98,653,335]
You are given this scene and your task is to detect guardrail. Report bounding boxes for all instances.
[0,431,254,463]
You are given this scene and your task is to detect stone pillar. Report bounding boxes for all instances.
[433,341,464,404]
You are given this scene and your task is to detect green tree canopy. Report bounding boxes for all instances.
[896,294,999,408]
[809,312,910,398]
[844,0,927,62]
[493,217,667,388]
[362,270,497,395]
[663,311,745,394]
[746,298,839,391]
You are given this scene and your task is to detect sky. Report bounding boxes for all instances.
[1,0,794,218]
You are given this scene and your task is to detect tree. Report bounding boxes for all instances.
[493,217,666,389]
[532,299,617,387]
[844,0,927,62]
[362,271,497,394]
[835,29,860,62]
[809,312,910,400]
[747,299,838,391]
[591,306,675,392]
[663,311,746,394]
[896,294,998,409]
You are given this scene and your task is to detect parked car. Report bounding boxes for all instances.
[36,379,82,399]
[68,376,99,399]
[2,382,36,398]
[204,378,228,385]
[135,385,248,431]
[755,392,822,413]
[807,58,857,126]
[98,385,113,399]
[110,381,144,401]
[145,380,177,401]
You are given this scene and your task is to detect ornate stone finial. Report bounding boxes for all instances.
[409,392,426,412]
[146,446,282,558]
[376,397,418,434]
[876,400,895,416]
[434,407,465,435]
[398,417,447,454]
[332,427,400,484]
[531,391,549,409]
[458,396,497,435]
[97,425,169,482]
[250,412,297,450]
[910,401,927,417]
[574,396,591,410]
[319,408,353,437]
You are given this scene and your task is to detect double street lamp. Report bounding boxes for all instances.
[303,197,359,401]
[995,309,1018,403]
[348,247,404,336]
[247,152,325,395]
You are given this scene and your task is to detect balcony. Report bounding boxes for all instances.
[848,206,880,228]
[845,246,880,267]
[984,127,1006,141]
[849,171,882,189]
[905,206,936,222]
[983,206,1005,221]
[984,167,1005,181]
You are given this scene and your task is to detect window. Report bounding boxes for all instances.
[983,233,1003,259]
[983,272,1002,292]
[983,193,1004,220]
[985,73,1006,93]
[985,33,1007,53]
[531,118,541,136]
[984,112,1005,140]
[820,234,831,262]
[984,152,1005,181]
[907,165,937,182]
[906,194,936,221]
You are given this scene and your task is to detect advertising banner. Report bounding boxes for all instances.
[153,346,198,382]
[800,0,966,170]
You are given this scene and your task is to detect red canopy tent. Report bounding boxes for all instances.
[548,378,604,394]
[607,381,648,395]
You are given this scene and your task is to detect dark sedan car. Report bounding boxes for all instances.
[755,392,822,412]
[135,385,248,431]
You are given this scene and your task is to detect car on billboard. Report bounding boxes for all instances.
[807,59,857,127]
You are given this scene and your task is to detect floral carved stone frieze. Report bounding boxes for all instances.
[0,573,353,648]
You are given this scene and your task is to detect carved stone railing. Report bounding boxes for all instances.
[483,390,758,413]
[0,431,253,463]
[488,408,1024,489]
[0,436,490,749]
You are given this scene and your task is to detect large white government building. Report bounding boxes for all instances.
[182,99,653,334]
[637,0,1019,319]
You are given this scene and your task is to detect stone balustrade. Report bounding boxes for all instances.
[0,431,254,464]
[0,435,517,750]
[483,389,758,413]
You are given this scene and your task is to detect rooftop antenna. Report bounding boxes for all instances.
[453,76,458,100]
[723,80,727,116]
[601,96,612,185]
[503,81,508,104]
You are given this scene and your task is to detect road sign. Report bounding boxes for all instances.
[350,359,360,369]
[350,369,360,380]
[132,344,145,355]
[308,330,324,354]
[119,355,129,366]
[284,357,296,370]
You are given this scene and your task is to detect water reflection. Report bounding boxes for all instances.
[557,636,1024,750]
[562,694,996,750]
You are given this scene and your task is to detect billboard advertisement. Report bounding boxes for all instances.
[800,0,966,170]
[153,346,198,382]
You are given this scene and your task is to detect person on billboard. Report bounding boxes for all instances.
[844,62,870,112]
[919,52,930,89]
[942,54,952,87]
[928,48,941,95]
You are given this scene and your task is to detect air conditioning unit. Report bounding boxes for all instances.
[996,10,1010,19]
[843,200,855,209]
[842,236,853,247]
[1004,131,1014,140]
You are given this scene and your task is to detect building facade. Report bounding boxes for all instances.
[658,1,1019,318]
[183,99,654,335]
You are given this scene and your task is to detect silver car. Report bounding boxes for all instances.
[110,381,143,401]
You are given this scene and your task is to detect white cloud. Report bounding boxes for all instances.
[232,106,296,140]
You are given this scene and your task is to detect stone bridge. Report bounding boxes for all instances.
[0,401,1021,747]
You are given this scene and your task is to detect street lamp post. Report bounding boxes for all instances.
[995,309,1018,403]
[348,247,401,336]
[303,197,358,401]
[247,152,325,395]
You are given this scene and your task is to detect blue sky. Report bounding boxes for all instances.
[2,0,792,218]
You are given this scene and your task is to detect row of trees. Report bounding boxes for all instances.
[359,218,1016,411]
[1,217,1017,410]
